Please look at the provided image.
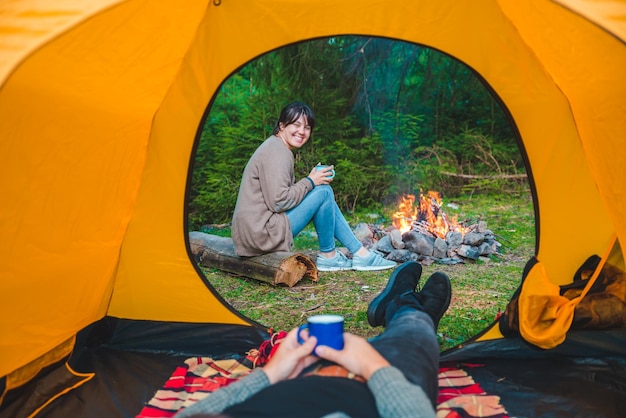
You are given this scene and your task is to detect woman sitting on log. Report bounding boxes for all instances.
[231,101,396,272]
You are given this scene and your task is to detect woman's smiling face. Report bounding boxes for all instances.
[277,114,311,150]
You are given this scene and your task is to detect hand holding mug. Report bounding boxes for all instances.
[309,163,335,185]
[315,164,335,179]
[315,333,390,381]
[297,314,344,355]
[262,327,319,384]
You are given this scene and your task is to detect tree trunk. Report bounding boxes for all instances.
[189,231,318,287]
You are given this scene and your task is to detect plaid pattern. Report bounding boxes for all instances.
[437,365,508,417]
[136,330,286,418]
[137,332,508,418]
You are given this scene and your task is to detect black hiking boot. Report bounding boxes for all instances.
[366,261,422,327]
[419,272,452,329]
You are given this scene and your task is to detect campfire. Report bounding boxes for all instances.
[392,191,469,239]
[356,191,501,265]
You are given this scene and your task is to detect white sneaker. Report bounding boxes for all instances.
[316,251,353,271]
[352,252,397,271]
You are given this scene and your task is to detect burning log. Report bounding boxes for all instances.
[411,220,438,238]
[189,231,318,287]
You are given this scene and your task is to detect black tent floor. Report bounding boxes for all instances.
[441,356,626,417]
[1,318,270,418]
[2,318,626,418]
[440,328,626,418]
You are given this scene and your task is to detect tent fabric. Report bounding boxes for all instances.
[0,319,270,417]
[1,361,93,418]
[1,0,625,415]
[0,337,75,402]
[553,0,626,41]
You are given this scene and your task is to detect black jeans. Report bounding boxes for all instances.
[369,303,439,407]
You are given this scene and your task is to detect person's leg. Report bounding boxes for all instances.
[287,186,395,271]
[286,185,362,254]
[286,186,336,252]
[325,200,363,255]
[366,266,451,407]
[369,308,440,406]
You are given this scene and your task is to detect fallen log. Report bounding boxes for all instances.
[189,231,318,287]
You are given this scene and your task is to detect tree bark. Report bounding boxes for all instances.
[189,231,318,287]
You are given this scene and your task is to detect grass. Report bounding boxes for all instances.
[200,192,535,351]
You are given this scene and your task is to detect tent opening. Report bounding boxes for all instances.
[186,35,534,349]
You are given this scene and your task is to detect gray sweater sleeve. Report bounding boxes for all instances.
[174,369,270,417]
[367,366,437,418]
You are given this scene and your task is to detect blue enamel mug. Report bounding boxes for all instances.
[297,314,344,352]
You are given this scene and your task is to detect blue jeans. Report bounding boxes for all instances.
[286,185,363,254]
[369,307,440,407]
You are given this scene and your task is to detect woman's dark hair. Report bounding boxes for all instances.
[272,101,315,135]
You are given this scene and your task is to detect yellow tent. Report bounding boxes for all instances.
[1,0,624,416]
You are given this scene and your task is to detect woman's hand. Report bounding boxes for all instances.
[315,333,390,381]
[308,165,334,186]
[262,327,319,384]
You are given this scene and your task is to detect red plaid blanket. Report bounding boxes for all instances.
[137,332,508,418]
[436,365,508,417]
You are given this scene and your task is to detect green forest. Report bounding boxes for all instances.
[188,36,527,230]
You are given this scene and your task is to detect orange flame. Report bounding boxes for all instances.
[391,194,418,234]
[392,191,468,238]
